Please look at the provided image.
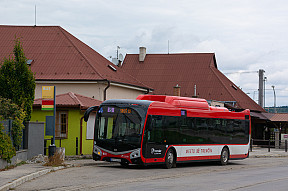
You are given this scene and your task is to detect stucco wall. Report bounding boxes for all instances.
[35,82,105,100]
[35,82,146,101]
[105,84,145,100]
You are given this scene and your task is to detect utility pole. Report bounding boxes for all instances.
[258,69,265,107]
[272,85,276,113]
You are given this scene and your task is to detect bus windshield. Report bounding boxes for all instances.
[95,105,147,150]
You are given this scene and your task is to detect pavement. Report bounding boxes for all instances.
[1,148,288,191]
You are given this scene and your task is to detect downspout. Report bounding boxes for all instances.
[103,80,111,101]
[80,116,84,155]
[145,88,150,94]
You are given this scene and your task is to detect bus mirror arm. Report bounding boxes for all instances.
[84,106,98,122]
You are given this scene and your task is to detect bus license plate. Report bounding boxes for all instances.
[110,158,121,162]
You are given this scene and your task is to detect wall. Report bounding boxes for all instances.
[0,150,28,169]
[106,84,145,100]
[35,82,104,100]
[35,82,146,101]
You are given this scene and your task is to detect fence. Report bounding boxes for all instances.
[0,120,28,151]
[251,139,288,152]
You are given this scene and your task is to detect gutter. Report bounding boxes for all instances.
[103,80,110,101]
[80,116,84,155]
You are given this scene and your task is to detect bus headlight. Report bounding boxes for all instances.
[94,146,102,156]
[130,149,141,159]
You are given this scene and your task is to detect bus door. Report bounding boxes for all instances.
[143,115,166,159]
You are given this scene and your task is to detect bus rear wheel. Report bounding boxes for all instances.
[220,147,229,165]
[164,149,175,169]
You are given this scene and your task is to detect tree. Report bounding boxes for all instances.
[0,38,35,122]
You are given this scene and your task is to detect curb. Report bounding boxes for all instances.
[0,161,106,191]
[0,166,67,191]
[250,155,288,158]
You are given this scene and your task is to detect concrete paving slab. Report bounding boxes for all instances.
[1,149,288,191]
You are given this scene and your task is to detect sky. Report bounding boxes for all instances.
[1,0,287,107]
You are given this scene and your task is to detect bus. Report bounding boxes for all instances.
[84,95,250,168]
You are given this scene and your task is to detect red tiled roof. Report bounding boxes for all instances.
[33,92,102,110]
[263,113,288,122]
[122,53,265,112]
[0,25,150,90]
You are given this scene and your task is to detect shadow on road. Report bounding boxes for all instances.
[90,160,243,170]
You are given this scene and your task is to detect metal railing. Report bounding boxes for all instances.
[250,139,288,152]
[44,137,79,155]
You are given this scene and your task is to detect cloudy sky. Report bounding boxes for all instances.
[1,0,287,107]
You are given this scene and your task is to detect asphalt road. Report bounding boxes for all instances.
[15,158,288,191]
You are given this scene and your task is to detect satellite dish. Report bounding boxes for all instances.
[119,53,123,62]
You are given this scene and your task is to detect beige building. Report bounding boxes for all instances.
[35,81,149,101]
[0,25,151,101]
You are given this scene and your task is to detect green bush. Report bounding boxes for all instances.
[0,123,16,163]
[0,97,25,149]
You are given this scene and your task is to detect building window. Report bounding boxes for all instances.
[56,111,68,138]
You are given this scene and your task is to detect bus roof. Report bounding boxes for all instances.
[137,95,210,110]
[101,99,153,107]
[136,95,250,118]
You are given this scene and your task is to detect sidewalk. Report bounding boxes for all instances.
[1,148,288,191]
[0,158,105,191]
[249,147,288,158]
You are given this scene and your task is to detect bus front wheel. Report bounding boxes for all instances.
[120,161,129,168]
[220,147,229,165]
[164,149,175,169]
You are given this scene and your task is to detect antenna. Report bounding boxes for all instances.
[116,46,120,59]
[119,53,123,62]
[168,40,170,54]
[34,4,37,26]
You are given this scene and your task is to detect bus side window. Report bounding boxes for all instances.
[164,116,179,144]
[148,116,163,143]
[99,117,106,139]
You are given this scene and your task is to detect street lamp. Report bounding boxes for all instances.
[271,85,276,113]
[264,77,267,108]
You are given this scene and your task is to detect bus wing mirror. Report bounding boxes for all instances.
[84,106,98,122]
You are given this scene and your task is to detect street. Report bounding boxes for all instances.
[15,157,288,191]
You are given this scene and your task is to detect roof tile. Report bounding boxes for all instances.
[122,53,265,112]
[0,25,150,90]
[33,92,102,110]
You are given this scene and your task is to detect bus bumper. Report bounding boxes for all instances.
[92,152,101,161]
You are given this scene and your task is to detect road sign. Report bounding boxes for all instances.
[42,86,54,99]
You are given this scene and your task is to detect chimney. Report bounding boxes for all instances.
[173,84,181,96]
[139,47,146,62]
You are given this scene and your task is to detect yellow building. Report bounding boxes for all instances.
[31,92,102,155]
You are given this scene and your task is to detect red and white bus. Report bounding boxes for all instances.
[84,95,250,168]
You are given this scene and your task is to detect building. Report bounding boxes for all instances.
[0,25,152,101]
[121,47,266,139]
[32,92,102,155]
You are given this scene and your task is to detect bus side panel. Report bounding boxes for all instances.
[174,144,249,162]
[175,145,221,161]
[228,144,250,159]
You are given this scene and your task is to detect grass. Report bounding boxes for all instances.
[44,151,65,167]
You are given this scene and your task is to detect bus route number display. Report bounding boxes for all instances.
[120,108,131,114]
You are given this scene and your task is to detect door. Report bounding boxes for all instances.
[142,115,166,159]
